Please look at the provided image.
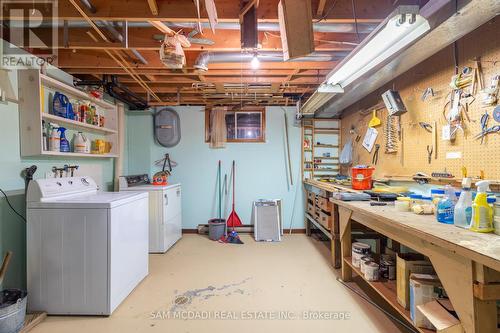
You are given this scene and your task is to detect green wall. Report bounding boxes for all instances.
[126,106,305,230]
[0,65,116,291]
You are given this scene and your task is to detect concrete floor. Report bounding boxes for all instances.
[31,234,405,333]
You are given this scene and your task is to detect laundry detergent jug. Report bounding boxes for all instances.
[52,92,74,119]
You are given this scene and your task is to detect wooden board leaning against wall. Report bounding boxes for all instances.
[339,18,500,181]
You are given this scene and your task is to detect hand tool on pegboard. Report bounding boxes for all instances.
[418,122,433,133]
[475,111,500,143]
[372,144,380,165]
[384,115,397,154]
[426,145,433,164]
[432,121,437,159]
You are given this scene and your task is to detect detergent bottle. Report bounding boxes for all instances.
[436,185,455,224]
[48,124,60,152]
[454,178,473,229]
[73,132,88,153]
[52,92,74,119]
[58,127,70,152]
[470,180,494,233]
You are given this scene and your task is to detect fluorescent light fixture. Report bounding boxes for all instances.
[318,83,344,93]
[326,6,430,88]
[250,54,260,69]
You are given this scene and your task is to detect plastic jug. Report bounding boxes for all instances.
[470,180,494,233]
[58,127,70,152]
[73,132,88,153]
[454,178,473,229]
[436,185,455,224]
[52,92,74,119]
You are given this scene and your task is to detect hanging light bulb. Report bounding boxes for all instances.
[250,53,260,69]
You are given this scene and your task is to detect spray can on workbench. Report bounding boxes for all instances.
[470,180,494,233]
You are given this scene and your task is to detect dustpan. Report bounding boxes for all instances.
[368,110,381,128]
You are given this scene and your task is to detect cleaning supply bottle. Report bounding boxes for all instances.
[454,178,473,228]
[73,132,88,153]
[58,127,70,152]
[436,185,455,224]
[470,180,494,233]
[48,124,60,152]
[52,92,74,119]
[42,120,48,151]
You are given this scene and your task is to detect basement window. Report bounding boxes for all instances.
[205,108,266,143]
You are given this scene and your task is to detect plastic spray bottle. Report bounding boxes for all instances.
[48,124,60,152]
[436,185,455,224]
[470,180,494,233]
[454,178,473,228]
[58,127,70,152]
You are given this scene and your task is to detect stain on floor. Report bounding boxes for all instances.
[170,277,252,312]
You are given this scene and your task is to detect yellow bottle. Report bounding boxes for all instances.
[470,180,494,233]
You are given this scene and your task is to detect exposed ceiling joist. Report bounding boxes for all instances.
[147,0,159,16]
[317,0,327,16]
[1,0,391,22]
[149,20,175,35]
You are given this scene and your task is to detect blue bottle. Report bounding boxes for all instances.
[436,185,456,224]
[52,92,74,119]
[58,127,70,152]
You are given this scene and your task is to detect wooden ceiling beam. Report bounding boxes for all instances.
[317,0,327,16]
[17,0,391,22]
[147,0,159,16]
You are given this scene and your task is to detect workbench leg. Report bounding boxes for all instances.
[331,203,340,268]
[338,207,353,282]
[427,249,497,333]
[472,264,500,333]
[305,216,311,236]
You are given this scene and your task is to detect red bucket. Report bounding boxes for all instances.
[351,167,375,190]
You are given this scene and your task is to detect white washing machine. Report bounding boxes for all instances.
[26,176,149,315]
[119,174,182,253]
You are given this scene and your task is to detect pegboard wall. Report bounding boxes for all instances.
[340,18,500,181]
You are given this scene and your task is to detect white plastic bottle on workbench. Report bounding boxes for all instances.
[454,178,473,229]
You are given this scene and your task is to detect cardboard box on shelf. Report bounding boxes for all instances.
[410,274,445,329]
[396,253,435,309]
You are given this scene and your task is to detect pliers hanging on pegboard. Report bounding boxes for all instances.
[372,144,380,165]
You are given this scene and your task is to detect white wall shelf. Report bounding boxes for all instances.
[40,74,115,110]
[40,151,118,158]
[18,69,119,159]
[42,114,118,135]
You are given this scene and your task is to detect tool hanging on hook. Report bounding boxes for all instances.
[426,145,433,164]
[372,144,380,165]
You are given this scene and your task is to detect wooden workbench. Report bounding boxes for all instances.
[332,199,500,333]
[303,180,383,268]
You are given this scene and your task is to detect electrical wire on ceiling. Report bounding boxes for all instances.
[351,0,360,42]
[314,0,339,23]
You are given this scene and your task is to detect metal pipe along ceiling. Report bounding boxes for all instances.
[44,21,378,34]
[194,51,348,71]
